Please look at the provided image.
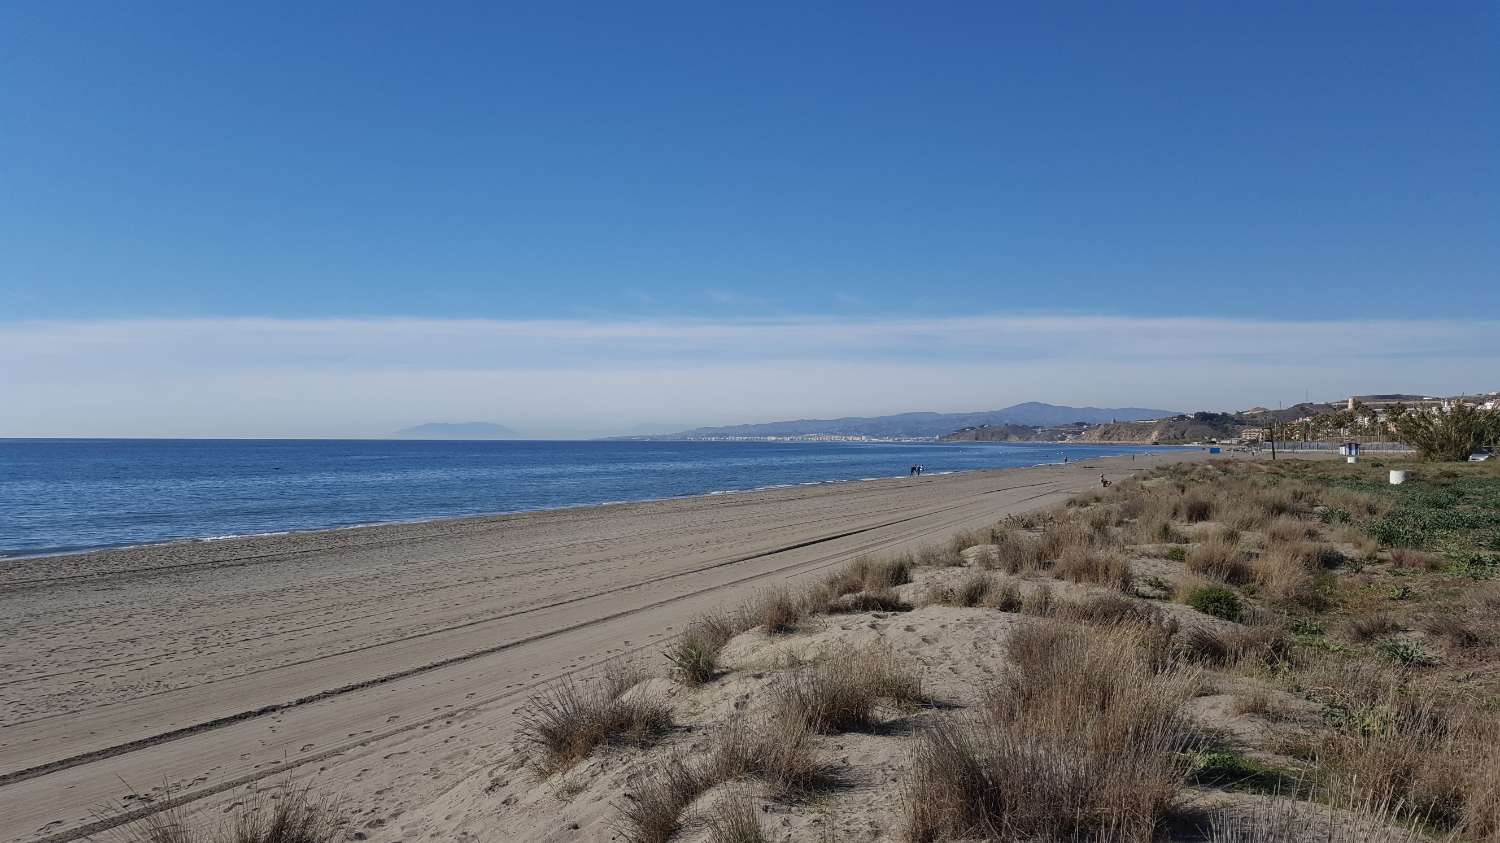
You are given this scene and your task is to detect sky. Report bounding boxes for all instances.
[2,2,1496,436]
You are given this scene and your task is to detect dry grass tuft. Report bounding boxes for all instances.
[118,782,342,843]
[618,714,829,842]
[1020,581,1055,616]
[824,586,910,614]
[713,715,829,796]
[1389,547,1445,571]
[1181,491,1216,523]
[702,789,766,843]
[916,543,965,567]
[1342,613,1402,643]
[615,755,701,843]
[1267,516,1318,544]
[1054,592,1166,629]
[665,614,736,685]
[1053,545,1133,592]
[978,576,1023,612]
[738,588,803,634]
[1186,537,1253,584]
[1205,792,1424,842]
[985,528,1042,573]
[922,571,996,608]
[1249,545,1326,610]
[775,643,923,733]
[1038,519,1098,563]
[903,624,1199,842]
[1422,615,1485,650]
[517,662,671,773]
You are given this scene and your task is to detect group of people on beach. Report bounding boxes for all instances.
[908,464,925,476]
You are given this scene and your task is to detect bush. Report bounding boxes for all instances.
[1186,585,1243,621]
[1389,402,1500,462]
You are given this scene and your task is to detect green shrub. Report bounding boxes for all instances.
[1319,507,1352,524]
[1388,402,1500,462]
[1165,546,1188,562]
[1186,586,1242,622]
[1376,638,1437,667]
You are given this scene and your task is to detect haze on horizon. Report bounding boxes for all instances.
[2,4,1496,438]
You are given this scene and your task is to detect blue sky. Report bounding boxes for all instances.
[1,3,1497,434]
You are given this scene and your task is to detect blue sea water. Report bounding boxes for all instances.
[0,439,1181,558]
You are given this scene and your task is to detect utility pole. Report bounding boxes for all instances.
[1271,402,1279,461]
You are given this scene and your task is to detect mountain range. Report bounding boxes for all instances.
[392,422,521,439]
[651,403,1177,439]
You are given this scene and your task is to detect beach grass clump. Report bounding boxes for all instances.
[1186,537,1253,584]
[738,587,803,634]
[1037,519,1099,563]
[775,643,923,733]
[1342,613,1402,643]
[1267,516,1318,544]
[902,623,1198,842]
[1181,491,1216,523]
[702,789,767,843]
[713,714,830,796]
[1203,792,1424,843]
[615,754,701,843]
[118,782,342,843]
[517,662,671,773]
[923,571,996,608]
[1249,545,1328,610]
[979,576,1023,612]
[665,613,736,685]
[1053,545,1133,592]
[616,713,829,843]
[984,527,1042,573]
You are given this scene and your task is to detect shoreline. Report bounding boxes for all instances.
[1,445,1186,566]
[0,451,1197,842]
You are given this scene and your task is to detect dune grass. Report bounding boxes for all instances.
[517,661,671,773]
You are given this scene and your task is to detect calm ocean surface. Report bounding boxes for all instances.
[0,439,1181,558]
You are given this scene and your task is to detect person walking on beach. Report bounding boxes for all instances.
[909,464,918,476]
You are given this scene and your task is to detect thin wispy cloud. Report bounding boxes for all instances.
[3,315,1496,437]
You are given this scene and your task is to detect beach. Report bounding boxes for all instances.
[0,452,1191,842]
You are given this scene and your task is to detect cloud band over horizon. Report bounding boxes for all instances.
[3,315,1496,437]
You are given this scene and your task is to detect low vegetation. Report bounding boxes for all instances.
[119,783,343,843]
[493,453,1500,843]
[516,661,671,773]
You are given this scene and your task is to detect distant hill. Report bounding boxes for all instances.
[941,424,1052,442]
[1075,412,1247,443]
[653,403,1177,439]
[393,422,520,440]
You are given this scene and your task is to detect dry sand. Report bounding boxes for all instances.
[0,451,1196,842]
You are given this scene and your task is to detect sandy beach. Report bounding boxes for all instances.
[0,452,1194,842]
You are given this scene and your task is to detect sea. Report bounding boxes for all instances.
[0,439,1181,559]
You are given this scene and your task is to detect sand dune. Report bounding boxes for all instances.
[0,452,1187,842]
